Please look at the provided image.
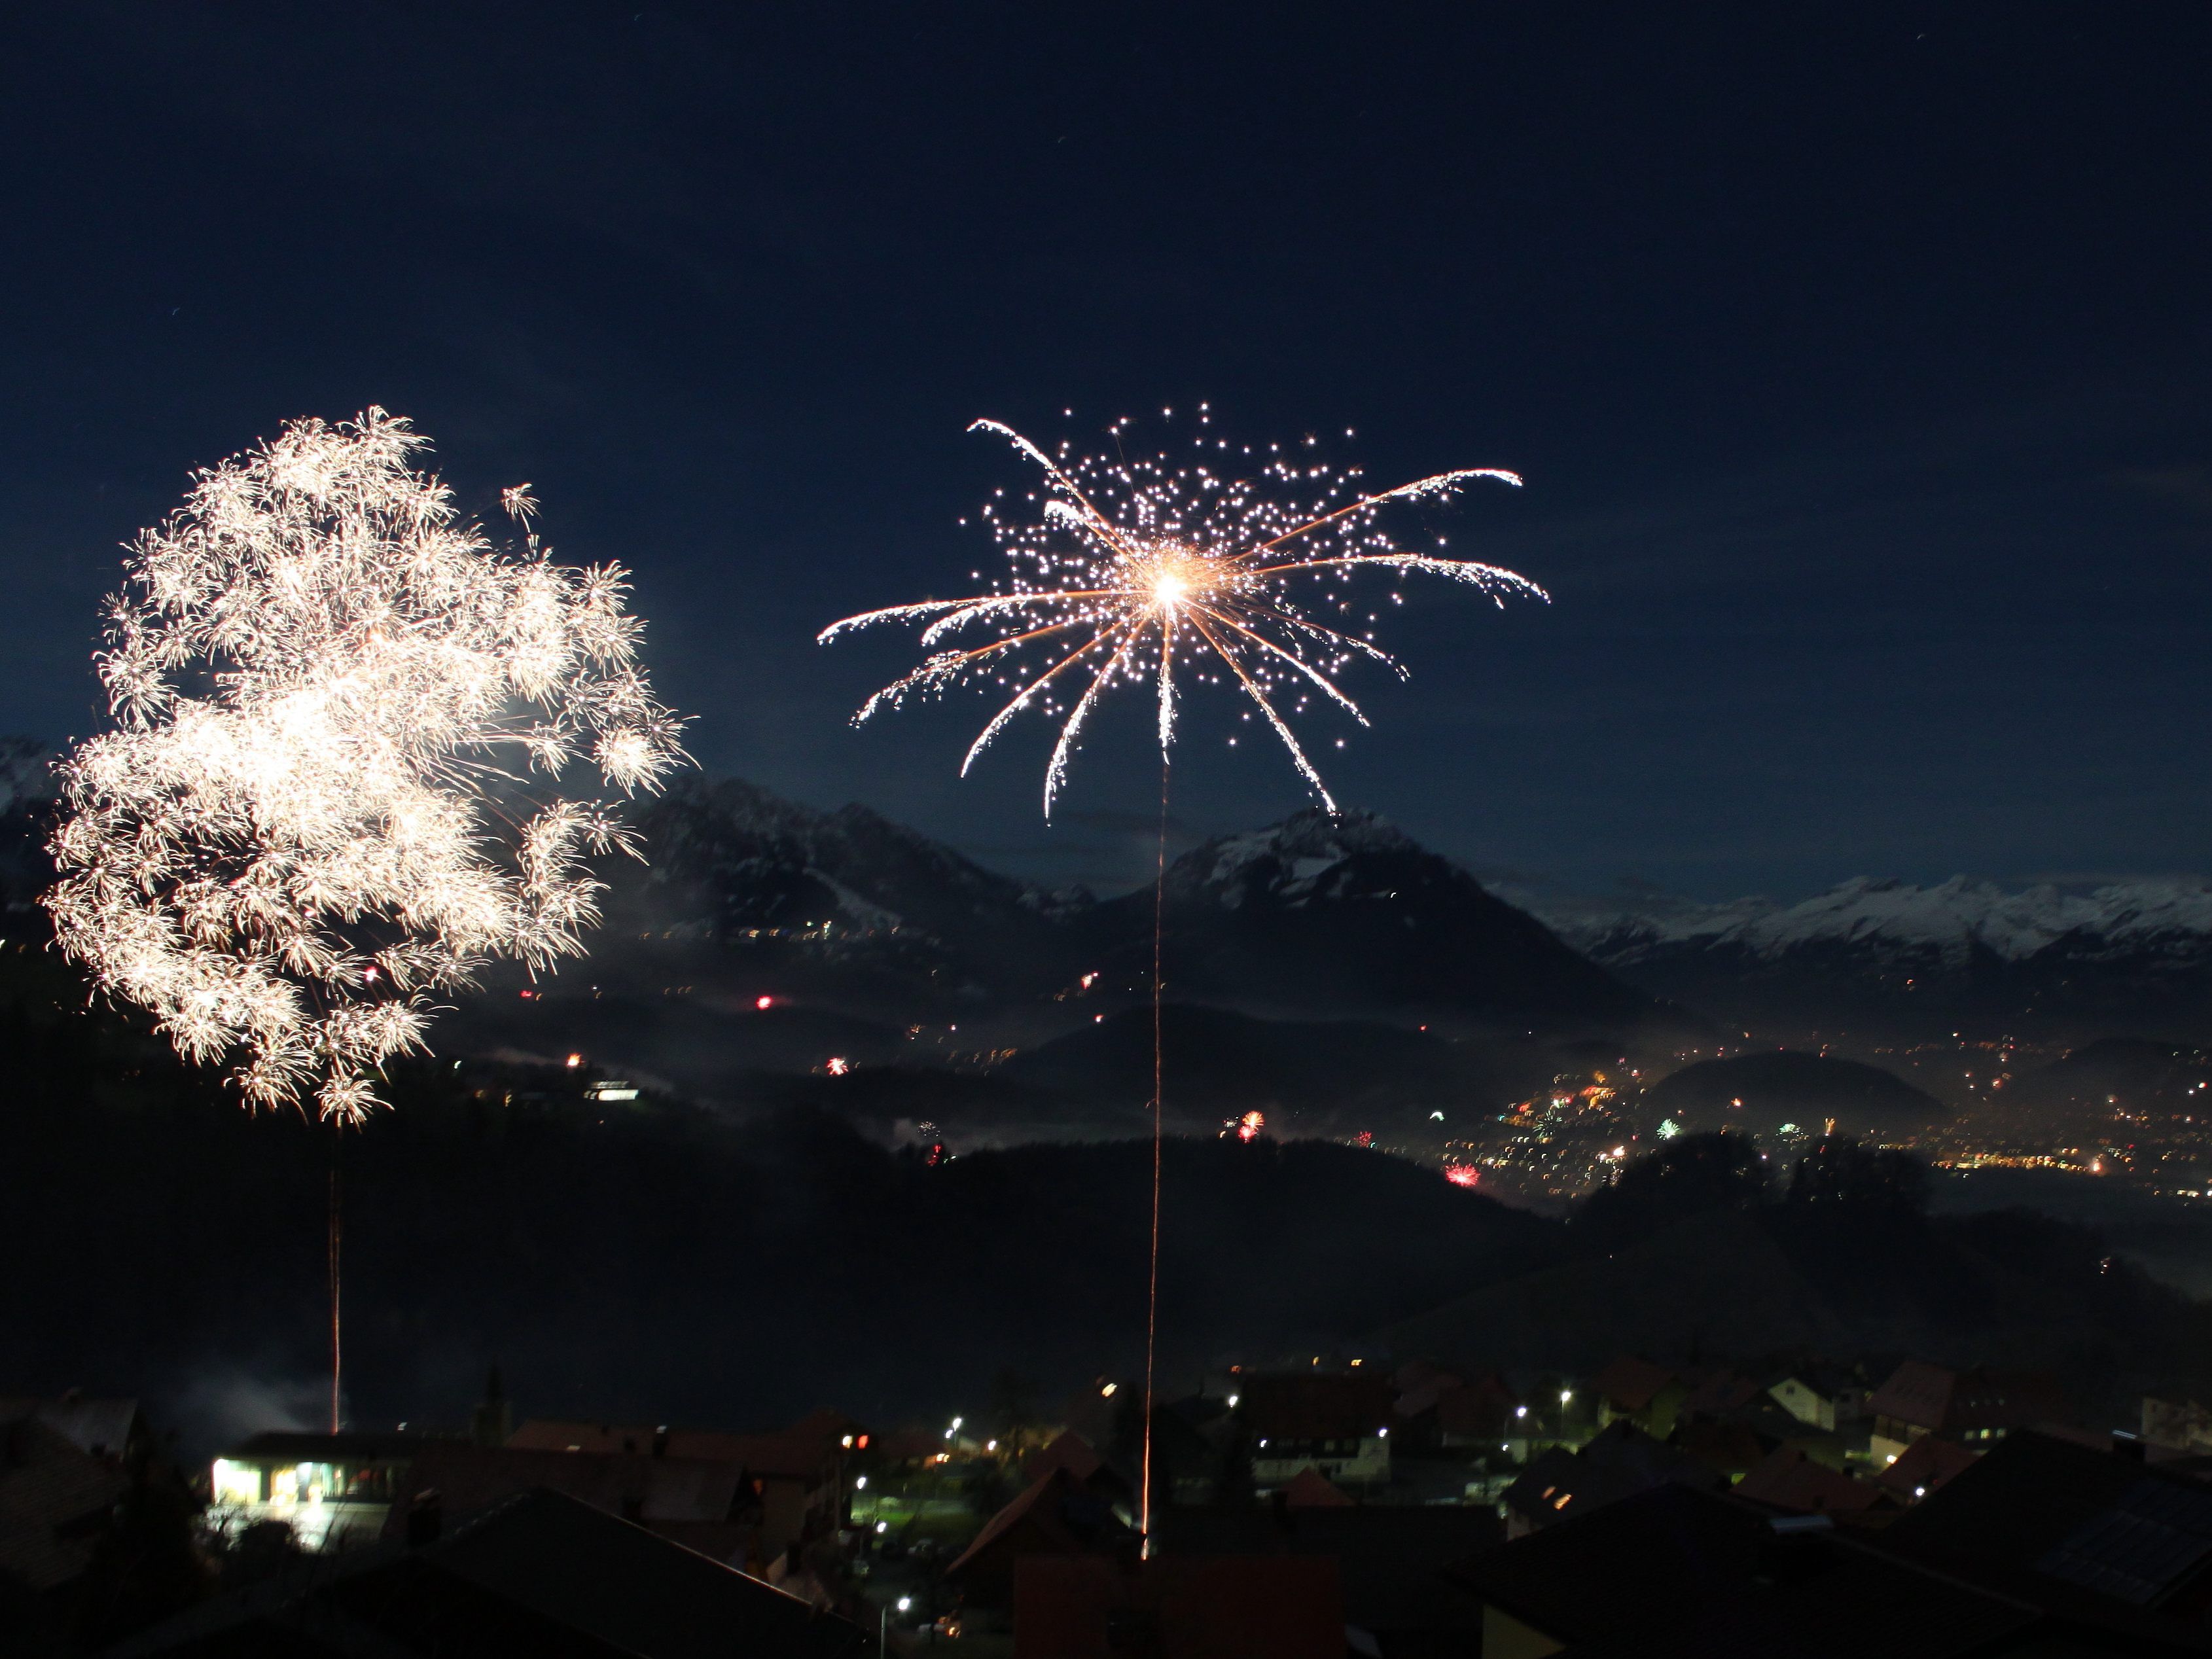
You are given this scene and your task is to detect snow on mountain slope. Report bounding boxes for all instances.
[1077,808,1673,1031]
[1512,874,2212,969]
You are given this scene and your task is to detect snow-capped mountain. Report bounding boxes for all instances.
[604,777,1093,1003]
[600,787,1670,1036]
[1077,808,1671,1033]
[1497,873,2212,1036]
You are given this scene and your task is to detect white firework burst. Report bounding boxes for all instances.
[43,408,687,1122]
[820,412,1544,814]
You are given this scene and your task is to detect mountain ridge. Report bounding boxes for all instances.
[1496,871,2212,1037]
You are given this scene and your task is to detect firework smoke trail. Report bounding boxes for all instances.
[44,408,688,1124]
[820,410,1543,1543]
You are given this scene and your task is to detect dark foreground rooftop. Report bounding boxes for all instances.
[103,1486,867,1658]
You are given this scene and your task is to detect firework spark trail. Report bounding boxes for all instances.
[44,409,687,1123]
[821,410,1544,1548]
[818,412,1543,813]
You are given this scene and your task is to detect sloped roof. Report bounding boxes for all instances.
[0,1396,143,1461]
[1283,1467,1353,1508]
[1732,1446,1886,1516]
[1152,1505,1497,1639]
[2037,1478,2212,1607]
[1015,1553,1344,1659]
[1502,1421,1719,1527]
[1450,1484,1771,1645]
[1240,1374,1395,1440]
[1867,1362,2068,1435]
[1680,1371,1762,1418]
[945,1467,1130,1583]
[106,1487,868,1657]
[1557,1546,2042,1659]
[1876,1435,1981,1501]
[1885,1429,2212,1616]
[1595,1355,1681,1414]
[1023,1430,1104,1486]
[507,1419,829,1480]
[378,1443,747,1538]
[0,1416,128,1591]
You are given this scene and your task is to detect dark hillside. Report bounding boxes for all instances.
[1643,1051,1946,1137]
[0,969,1556,1448]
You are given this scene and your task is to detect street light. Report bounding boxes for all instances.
[882,1594,911,1656]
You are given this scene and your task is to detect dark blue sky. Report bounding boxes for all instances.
[3,3,2208,899]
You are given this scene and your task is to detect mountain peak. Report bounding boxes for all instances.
[1177,808,1419,901]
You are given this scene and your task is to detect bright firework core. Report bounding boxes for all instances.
[820,414,1545,815]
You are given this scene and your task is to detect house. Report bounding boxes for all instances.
[376,1440,769,1571]
[1866,1361,2069,1465]
[207,1429,433,1552]
[1391,1366,1521,1450]
[1238,1374,1395,1490]
[0,1409,131,1599]
[1499,1421,1718,1538]
[1014,1552,1342,1658]
[104,1486,868,1656]
[1730,1445,1889,1518]
[1673,1394,1850,1484]
[1022,1430,1133,1510]
[2143,1392,2212,1453]
[508,1412,847,1560]
[1873,1433,1982,1504]
[1152,1501,1497,1655]
[944,1467,1135,1606]
[0,1394,149,1465]
[1592,1357,1690,1437]
[1882,1429,2212,1624]
[1768,1364,1866,1433]
[1453,1485,1775,1655]
[1450,1478,2211,1658]
[1676,1369,1762,1420]
[1280,1467,1351,1508]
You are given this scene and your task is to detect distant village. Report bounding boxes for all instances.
[14,1344,2212,1656]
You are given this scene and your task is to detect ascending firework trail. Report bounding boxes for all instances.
[822,408,1544,1543]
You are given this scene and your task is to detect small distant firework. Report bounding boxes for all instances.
[820,412,1544,814]
[1223,1109,1265,1143]
[1444,1163,1482,1188]
[45,409,686,1122]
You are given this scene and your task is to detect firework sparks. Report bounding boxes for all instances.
[820,413,1544,814]
[44,409,687,1122]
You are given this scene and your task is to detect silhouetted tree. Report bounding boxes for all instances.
[1786,1137,1929,1211]
[1573,1131,1770,1251]
[71,1450,212,1650]
[989,1366,1039,1453]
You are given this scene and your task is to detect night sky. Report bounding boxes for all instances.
[3,3,2208,901]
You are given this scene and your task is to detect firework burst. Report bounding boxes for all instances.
[819,412,1544,813]
[44,409,687,1122]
